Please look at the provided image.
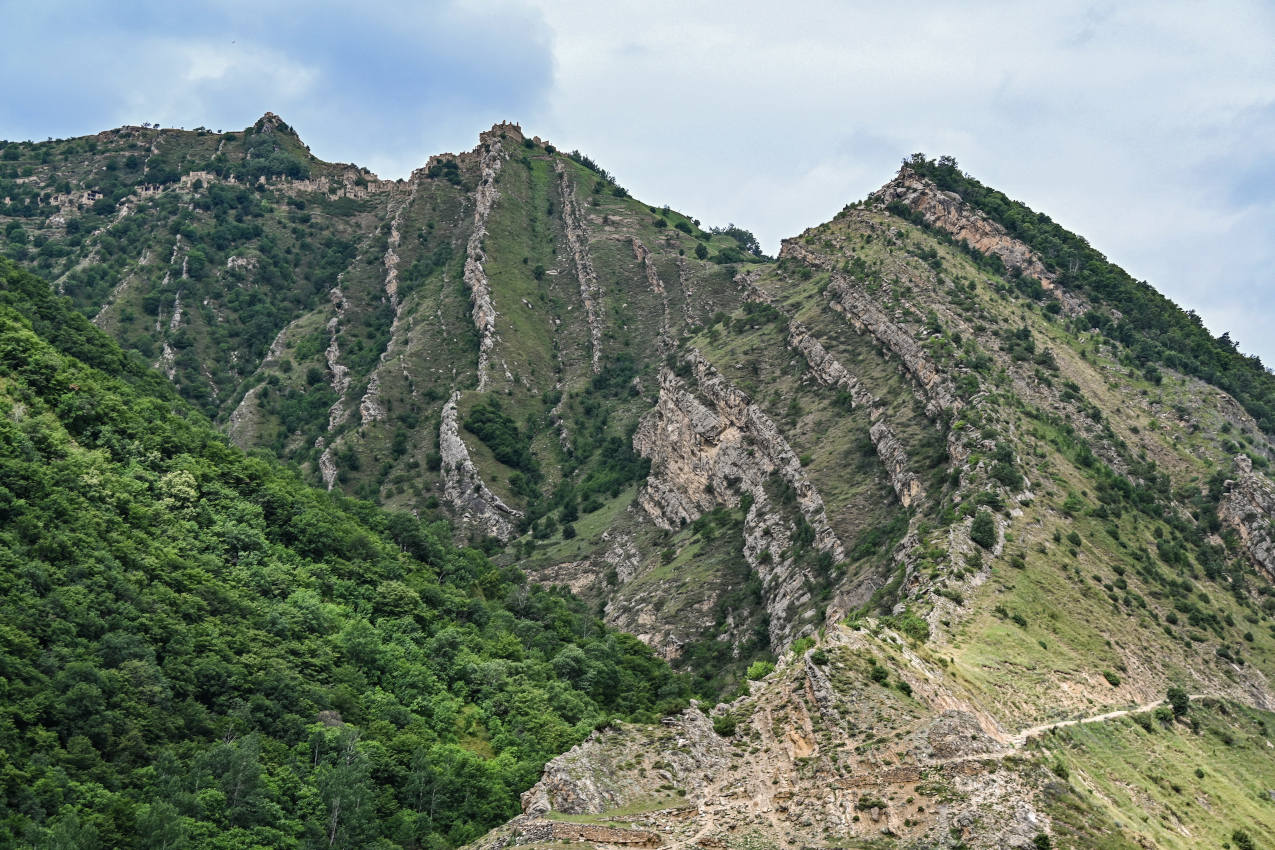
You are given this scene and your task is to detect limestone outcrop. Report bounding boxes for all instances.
[439,393,523,541]
[477,626,1048,850]
[465,132,507,391]
[1220,455,1275,580]
[633,349,844,646]
[871,167,1056,286]
[631,236,672,352]
[557,161,604,373]
[788,320,924,507]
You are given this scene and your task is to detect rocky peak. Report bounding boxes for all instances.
[252,111,294,135]
[871,166,1056,286]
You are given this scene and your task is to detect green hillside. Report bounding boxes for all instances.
[0,259,688,848]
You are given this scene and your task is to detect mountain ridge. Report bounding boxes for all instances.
[4,116,1275,847]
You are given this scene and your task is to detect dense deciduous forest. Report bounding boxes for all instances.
[0,259,689,848]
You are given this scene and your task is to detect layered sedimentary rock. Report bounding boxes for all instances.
[788,320,924,507]
[438,393,522,540]
[1220,454,1275,579]
[871,167,1056,286]
[465,132,507,391]
[557,161,604,373]
[633,350,843,645]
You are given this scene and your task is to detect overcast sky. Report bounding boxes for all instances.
[4,0,1273,366]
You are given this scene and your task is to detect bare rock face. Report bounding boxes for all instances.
[465,131,507,391]
[521,706,728,816]
[438,393,522,541]
[632,350,844,646]
[872,167,1056,286]
[557,161,604,373]
[827,275,962,418]
[1220,455,1275,579]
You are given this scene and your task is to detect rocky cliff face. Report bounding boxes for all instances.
[1221,454,1275,580]
[10,120,1275,850]
[871,167,1056,286]
[633,350,844,647]
[439,393,522,540]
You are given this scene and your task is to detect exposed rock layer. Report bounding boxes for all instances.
[439,393,522,540]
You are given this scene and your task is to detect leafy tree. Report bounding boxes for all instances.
[1167,686,1190,717]
[970,509,997,549]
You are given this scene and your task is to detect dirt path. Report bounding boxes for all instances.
[1010,694,1205,748]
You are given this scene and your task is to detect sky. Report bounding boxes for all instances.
[3,0,1273,366]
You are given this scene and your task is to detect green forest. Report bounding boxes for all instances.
[0,259,690,848]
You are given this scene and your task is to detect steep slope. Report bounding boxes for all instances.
[469,159,1275,847]
[0,258,689,848]
[8,121,1275,849]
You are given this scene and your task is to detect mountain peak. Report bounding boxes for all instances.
[252,111,295,136]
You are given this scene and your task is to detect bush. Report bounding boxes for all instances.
[1167,686,1190,717]
[1102,670,1120,687]
[970,509,996,549]
[746,660,775,681]
[712,713,737,737]
[1233,829,1255,850]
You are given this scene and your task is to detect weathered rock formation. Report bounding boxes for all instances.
[1220,454,1275,579]
[465,131,507,391]
[827,276,961,418]
[557,161,604,373]
[788,320,925,507]
[872,167,1056,286]
[630,236,672,352]
[438,393,522,541]
[360,182,419,424]
[633,349,844,645]
[477,626,1049,850]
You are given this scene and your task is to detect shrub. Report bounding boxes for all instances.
[746,660,775,681]
[1167,686,1190,717]
[1102,670,1120,687]
[868,663,889,684]
[970,509,996,549]
[713,713,737,737]
[810,649,829,665]
[885,609,931,642]
[1233,829,1255,850]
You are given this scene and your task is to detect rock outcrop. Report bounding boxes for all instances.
[631,236,672,352]
[1220,455,1275,579]
[872,167,1056,286]
[359,186,415,424]
[479,626,1049,850]
[633,350,844,646]
[826,275,962,418]
[465,131,507,391]
[788,320,925,507]
[557,161,604,373]
[438,393,522,541]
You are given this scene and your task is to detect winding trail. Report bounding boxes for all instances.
[1010,693,1206,748]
